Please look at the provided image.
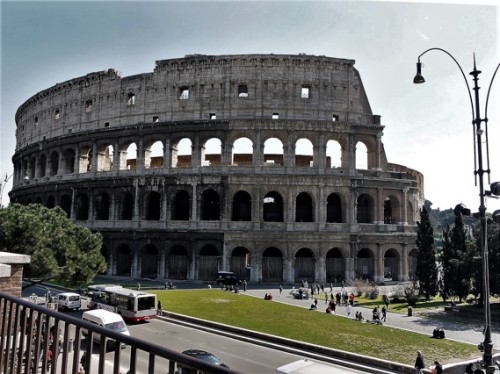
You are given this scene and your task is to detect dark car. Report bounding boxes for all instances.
[176,349,229,374]
[215,271,242,286]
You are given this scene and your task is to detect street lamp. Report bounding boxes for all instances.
[0,173,13,207]
[413,48,500,374]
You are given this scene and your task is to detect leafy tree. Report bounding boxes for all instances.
[0,203,106,286]
[415,207,438,300]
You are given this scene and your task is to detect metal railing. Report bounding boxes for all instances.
[0,292,240,374]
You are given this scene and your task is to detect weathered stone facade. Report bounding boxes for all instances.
[11,54,424,284]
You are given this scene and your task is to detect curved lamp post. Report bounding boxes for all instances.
[0,173,13,207]
[413,48,500,373]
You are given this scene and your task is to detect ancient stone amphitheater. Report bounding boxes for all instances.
[11,54,424,284]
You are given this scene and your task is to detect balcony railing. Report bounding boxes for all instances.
[0,291,240,374]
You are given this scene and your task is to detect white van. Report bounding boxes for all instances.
[81,309,130,347]
[56,292,81,311]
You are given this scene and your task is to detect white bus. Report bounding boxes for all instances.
[87,285,157,322]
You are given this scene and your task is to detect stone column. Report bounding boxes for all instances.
[284,258,293,283]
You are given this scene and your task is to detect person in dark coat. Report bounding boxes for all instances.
[433,360,443,374]
[414,351,425,374]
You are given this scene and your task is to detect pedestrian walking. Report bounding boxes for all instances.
[243,280,247,292]
[346,303,352,316]
[279,285,283,294]
[137,282,141,290]
[414,351,425,374]
[381,306,387,322]
[433,360,443,374]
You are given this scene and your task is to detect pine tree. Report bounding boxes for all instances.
[415,207,438,300]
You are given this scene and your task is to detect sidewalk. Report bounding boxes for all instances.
[243,286,500,348]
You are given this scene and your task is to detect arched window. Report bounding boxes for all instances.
[295,192,313,222]
[144,191,161,220]
[172,190,190,220]
[201,189,220,220]
[232,191,251,221]
[263,192,283,222]
[326,193,342,223]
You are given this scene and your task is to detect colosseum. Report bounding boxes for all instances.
[11,53,424,284]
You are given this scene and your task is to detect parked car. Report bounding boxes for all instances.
[176,349,229,374]
[215,271,241,286]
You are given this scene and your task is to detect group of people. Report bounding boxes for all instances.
[414,351,443,374]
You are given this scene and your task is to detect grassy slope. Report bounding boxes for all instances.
[153,290,478,366]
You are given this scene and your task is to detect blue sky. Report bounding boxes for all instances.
[1,0,499,213]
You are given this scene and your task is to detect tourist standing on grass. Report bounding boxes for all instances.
[414,351,425,374]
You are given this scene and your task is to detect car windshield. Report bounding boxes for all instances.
[198,354,223,365]
[105,321,127,332]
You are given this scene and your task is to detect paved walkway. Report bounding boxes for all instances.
[242,285,500,349]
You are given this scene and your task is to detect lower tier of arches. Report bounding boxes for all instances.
[100,230,418,284]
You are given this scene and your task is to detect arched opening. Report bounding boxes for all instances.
[144,191,161,220]
[198,245,219,281]
[232,191,251,221]
[201,189,220,220]
[126,143,137,171]
[263,191,283,222]
[355,141,368,170]
[75,193,89,221]
[384,195,401,224]
[116,244,132,276]
[97,144,113,172]
[294,248,315,282]
[172,190,190,220]
[408,248,418,281]
[263,138,284,165]
[141,244,158,278]
[46,195,55,209]
[202,138,221,166]
[94,192,110,220]
[295,192,313,222]
[262,247,283,282]
[326,140,342,168]
[326,248,345,283]
[356,248,374,280]
[326,193,342,223]
[294,138,314,167]
[230,246,251,281]
[79,146,91,173]
[59,194,72,217]
[172,138,192,168]
[232,137,253,166]
[118,192,134,220]
[62,149,75,174]
[145,140,164,169]
[28,157,36,180]
[38,154,47,178]
[357,194,374,223]
[168,246,189,280]
[49,151,59,176]
[384,248,400,281]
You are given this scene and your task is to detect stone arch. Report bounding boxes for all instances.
[94,192,110,220]
[38,154,47,178]
[144,139,164,169]
[295,192,313,222]
[62,148,75,174]
[49,151,59,176]
[171,190,190,220]
[201,189,220,220]
[357,193,374,223]
[141,244,158,278]
[168,245,189,280]
[263,137,284,165]
[116,244,132,276]
[230,246,251,281]
[326,193,343,223]
[79,145,92,173]
[202,137,221,166]
[97,143,113,172]
[384,194,402,224]
[28,157,36,180]
[263,191,284,222]
[125,142,137,171]
[384,248,400,281]
[75,193,89,220]
[198,244,220,280]
[262,247,283,282]
[46,195,55,209]
[59,194,72,217]
[326,247,345,283]
[294,248,315,282]
[295,138,314,167]
[143,191,161,220]
[232,137,253,166]
[355,141,369,170]
[232,190,252,221]
[326,139,342,168]
[117,191,134,220]
[356,248,375,280]
[172,137,192,168]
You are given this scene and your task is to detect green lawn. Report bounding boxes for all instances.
[153,289,478,366]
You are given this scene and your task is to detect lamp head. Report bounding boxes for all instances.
[490,181,500,196]
[492,210,500,224]
[454,203,471,217]
[413,61,425,84]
